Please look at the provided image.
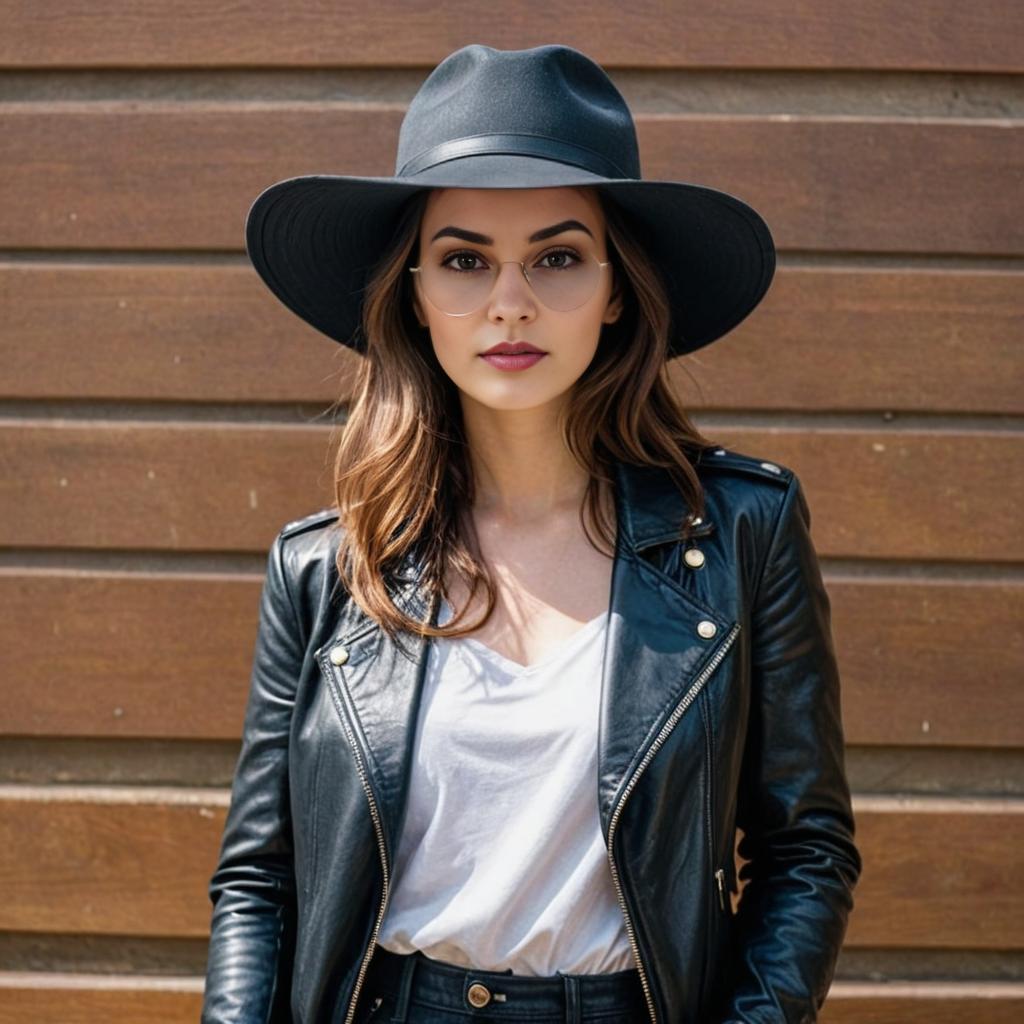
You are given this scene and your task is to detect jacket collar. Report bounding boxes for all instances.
[317,456,734,860]
[612,457,715,550]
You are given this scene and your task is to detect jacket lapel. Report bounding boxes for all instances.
[598,459,734,837]
[317,550,440,868]
[320,458,736,866]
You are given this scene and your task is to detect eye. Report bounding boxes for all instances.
[536,247,582,270]
[439,250,486,273]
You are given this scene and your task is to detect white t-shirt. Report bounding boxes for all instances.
[376,598,635,976]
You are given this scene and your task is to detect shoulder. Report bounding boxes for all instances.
[278,506,341,544]
[694,445,795,490]
[257,507,348,638]
[271,506,344,592]
[693,444,803,541]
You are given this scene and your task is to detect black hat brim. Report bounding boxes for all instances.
[245,154,775,359]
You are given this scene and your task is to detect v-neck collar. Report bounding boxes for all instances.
[437,598,609,677]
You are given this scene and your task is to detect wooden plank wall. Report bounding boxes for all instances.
[1,2,1022,1020]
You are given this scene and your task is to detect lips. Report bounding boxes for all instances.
[480,341,546,356]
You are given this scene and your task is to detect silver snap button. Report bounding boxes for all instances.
[692,515,703,525]
[329,645,349,666]
[467,982,491,1008]
[697,620,717,639]
[760,461,782,474]
[684,547,706,568]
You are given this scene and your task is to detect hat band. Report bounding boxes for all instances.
[397,132,633,179]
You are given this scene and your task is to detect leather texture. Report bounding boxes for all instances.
[201,448,862,1024]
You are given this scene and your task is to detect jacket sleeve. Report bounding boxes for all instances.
[717,472,863,1024]
[202,529,302,1023]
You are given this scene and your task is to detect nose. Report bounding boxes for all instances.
[487,261,537,321]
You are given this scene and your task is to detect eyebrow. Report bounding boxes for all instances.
[429,219,596,245]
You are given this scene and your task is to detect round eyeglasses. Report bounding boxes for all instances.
[409,248,612,316]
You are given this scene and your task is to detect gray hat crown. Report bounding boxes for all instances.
[395,44,642,180]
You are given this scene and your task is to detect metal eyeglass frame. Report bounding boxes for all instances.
[408,256,612,317]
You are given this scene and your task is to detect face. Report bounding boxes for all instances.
[410,187,623,415]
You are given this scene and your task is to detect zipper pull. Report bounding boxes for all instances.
[714,867,727,912]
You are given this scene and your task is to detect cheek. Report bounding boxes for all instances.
[566,310,607,364]
[428,317,484,364]
[426,319,476,379]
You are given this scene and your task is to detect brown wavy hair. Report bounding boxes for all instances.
[325,187,722,642]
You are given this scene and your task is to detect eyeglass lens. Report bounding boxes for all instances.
[414,248,606,315]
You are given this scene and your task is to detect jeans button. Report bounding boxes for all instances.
[467,982,492,1008]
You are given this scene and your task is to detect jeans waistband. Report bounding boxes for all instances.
[362,943,647,1021]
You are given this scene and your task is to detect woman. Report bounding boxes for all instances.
[202,44,862,1024]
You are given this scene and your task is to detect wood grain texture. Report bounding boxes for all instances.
[847,797,1024,949]
[0,1,1019,71]
[1,106,1019,254]
[0,789,225,937]
[0,572,263,740]
[2,423,1019,560]
[3,263,1021,415]
[675,266,1024,415]
[0,976,202,1024]
[0,421,338,552]
[829,579,1024,748]
[0,793,1019,950]
[2,573,1020,747]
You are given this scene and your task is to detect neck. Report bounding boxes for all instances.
[461,397,588,524]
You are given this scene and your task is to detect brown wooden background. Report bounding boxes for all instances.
[1,3,1022,1021]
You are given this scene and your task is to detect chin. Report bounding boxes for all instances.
[478,384,572,411]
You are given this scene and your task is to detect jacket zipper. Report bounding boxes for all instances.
[714,868,728,912]
[701,687,727,1012]
[319,650,392,1024]
[605,621,740,1024]
[701,687,729,916]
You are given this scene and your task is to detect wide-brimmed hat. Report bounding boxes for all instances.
[245,43,776,359]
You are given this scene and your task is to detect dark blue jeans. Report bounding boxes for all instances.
[354,943,649,1023]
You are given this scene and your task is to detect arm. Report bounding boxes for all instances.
[202,529,302,1023]
[717,473,863,1024]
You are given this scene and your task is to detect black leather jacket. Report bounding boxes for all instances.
[202,448,862,1024]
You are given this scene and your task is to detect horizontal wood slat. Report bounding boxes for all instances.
[1,1,1020,72]
[829,579,1024,748]
[2,573,1020,747]
[0,422,334,553]
[847,798,1023,948]
[2,423,1018,560]
[0,262,350,405]
[0,974,202,1024]
[1,106,1020,255]
[822,982,1024,1023]
[2,263,1020,415]
[0,792,1019,950]
[0,789,224,937]
[689,266,1024,415]
[0,976,1021,1024]
[0,573,260,740]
